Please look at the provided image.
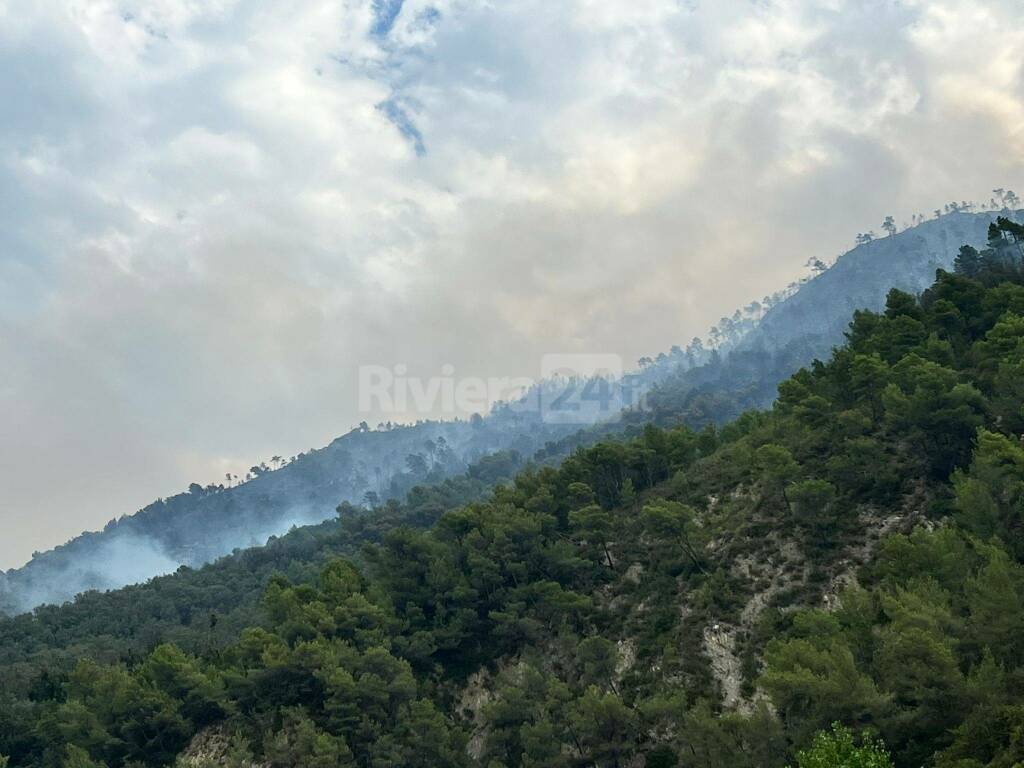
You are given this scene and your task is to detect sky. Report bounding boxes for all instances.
[2,0,1024,570]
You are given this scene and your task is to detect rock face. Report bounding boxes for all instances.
[458,667,497,761]
[699,501,926,715]
[703,623,745,710]
[177,726,269,768]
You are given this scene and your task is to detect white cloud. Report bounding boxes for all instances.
[2,0,1024,568]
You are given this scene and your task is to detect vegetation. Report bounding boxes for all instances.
[791,724,893,768]
[6,210,1013,618]
[1,222,1024,767]
[0,467,507,668]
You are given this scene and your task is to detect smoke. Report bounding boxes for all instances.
[0,498,339,616]
[0,532,180,614]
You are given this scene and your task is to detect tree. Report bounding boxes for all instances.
[849,353,889,419]
[406,453,428,476]
[792,724,893,768]
[954,245,981,277]
[640,501,708,573]
[882,216,897,237]
[873,591,966,764]
[140,644,225,727]
[755,444,800,509]
[388,699,465,768]
[954,430,1024,559]
[788,478,837,533]
[569,688,639,767]
[571,504,618,570]
[674,701,785,768]
[882,355,985,478]
[264,709,355,768]
[761,638,888,747]
[964,549,1024,667]
[577,637,619,692]
[566,482,596,509]
[59,746,106,768]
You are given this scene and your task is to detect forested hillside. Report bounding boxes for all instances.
[0,401,577,615]
[4,210,1015,617]
[637,209,1021,427]
[2,219,1024,767]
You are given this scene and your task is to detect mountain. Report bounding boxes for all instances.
[0,409,577,614]
[739,209,1009,355]
[637,209,1022,426]
[2,239,1024,768]
[2,209,1017,615]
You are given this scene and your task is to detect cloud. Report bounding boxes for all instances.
[2,0,1024,568]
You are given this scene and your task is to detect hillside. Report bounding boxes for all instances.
[1,220,1023,767]
[0,404,577,614]
[2,210,1017,616]
[637,209,1021,426]
[741,210,1008,354]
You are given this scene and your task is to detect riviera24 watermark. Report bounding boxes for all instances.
[359,353,646,424]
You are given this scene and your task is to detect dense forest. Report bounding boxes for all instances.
[4,210,1013,618]
[1,218,1023,767]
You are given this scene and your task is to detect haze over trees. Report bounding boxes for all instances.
[1,220,1024,767]
[4,209,1018,617]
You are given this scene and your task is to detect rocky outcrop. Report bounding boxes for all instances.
[177,725,267,768]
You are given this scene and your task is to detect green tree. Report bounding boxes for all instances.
[264,709,354,768]
[954,245,982,277]
[787,479,838,532]
[568,688,638,768]
[755,444,800,510]
[792,724,893,768]
[570,504,617,571]
[849,354,889,419]
[964,549,1024,666]
[566,482,596,509]
[140,644,226,727]
[385,700,466,768]
[640,501,708,573]
[60,745,107,768]
[576,637,619,692]
[675,701,785,768]
[761,638,888,747]
[954,430,1024,559]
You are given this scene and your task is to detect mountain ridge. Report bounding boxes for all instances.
[3,208,1018,615]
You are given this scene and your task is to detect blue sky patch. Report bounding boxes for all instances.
[376,97,426,156]
[371,0,405,37]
